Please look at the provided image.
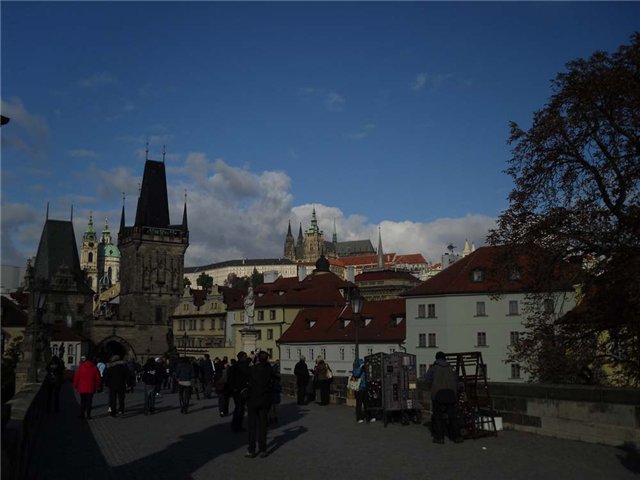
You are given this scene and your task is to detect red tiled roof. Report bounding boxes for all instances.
[403,246,577,297]
[355,270,421,283]
[256,272,352,308]
[279,298,405,344]
[395,253,427,264]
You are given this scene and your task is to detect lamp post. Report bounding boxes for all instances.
[350,288,364,366]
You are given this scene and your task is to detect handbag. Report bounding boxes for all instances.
[326,366,333,380]
[347,376,362,391]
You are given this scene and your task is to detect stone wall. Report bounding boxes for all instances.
[281,374,640,447]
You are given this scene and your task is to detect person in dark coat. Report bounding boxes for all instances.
[228,351,251,432]
[103,355,133,417]
[201,353,216,398]
[73,356,101,419]
[45,355,65,413]
[293,356,310,405]
[245,351,275,458]
[425,351,463,444]
[175,356,195,414]
[268,359,281,425]
[141,358,158,415]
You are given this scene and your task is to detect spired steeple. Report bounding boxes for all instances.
[119,193,126,235]
[306,207,322,234]
[182,190,188,231]
[463,239,472,257]
[332,218,337,244]
[101,217,112,245]
[286,219,293,238]
[297,222,304,246]
[377,226,384,269]
[134,160,171,228]
[284,219,295,260]
[83,212,97,241]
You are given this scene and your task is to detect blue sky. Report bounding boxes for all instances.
[2,2,638,268]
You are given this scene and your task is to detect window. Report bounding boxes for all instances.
[256,330,262,340]
[389,347,396,353]
[509,267,521,281]
[68,356,74,365]
[367,348,373,356]
[418,333,426,347]
[309,348,314,360]
[427,304,436,318]
[267,348,273,358]
[419,364,427,378]
[351,347,355,360]
[321,348,326,359]
[476,301,486,316]
[477,332,487,347]
[88,252,93,263]
[544,298,554,314]
[200,319,205,330]
[339,348,345,361]
[286,348,290,360]
[155,307,163,324]
[179,319,185,331]
[428,333,437,347]
[189,319,197,330]
[418,304,426,318]
[55,303,63,314]
[471,269,484,282]
[267,329,273,340]
[52,344,58,356]
[510,331,520,346]
[210,319,215,330]
[258,311,264,321]
[297,348,302,359]
[509,300,519,315]
[511,364,521,379]
[183,303,189,312]
[269,310,276,320]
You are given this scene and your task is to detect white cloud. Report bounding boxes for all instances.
[0,97,50,160]
[0,203,40,266]
[68,149,98,158]
[412,73,427,91]
[349,123,376,141]
[325,92,345,111]
[77,72,118,88]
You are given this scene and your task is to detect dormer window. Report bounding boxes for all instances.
[393,316,404,326]
[509,267,521,281]
[364,318,372,327]
[305,319,317,329]
[341,319,351,329]
[471,269,484,282]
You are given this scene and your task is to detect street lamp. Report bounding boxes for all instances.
[350,288,364,366]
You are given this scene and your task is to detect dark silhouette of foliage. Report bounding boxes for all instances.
[489,34,640,386]
[196,272,213,291]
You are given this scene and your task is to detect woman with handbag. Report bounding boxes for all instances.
[352,358,373,423]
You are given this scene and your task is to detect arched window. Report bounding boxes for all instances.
[88,252,93,263]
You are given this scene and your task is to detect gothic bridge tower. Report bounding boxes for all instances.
[93,157,188,362]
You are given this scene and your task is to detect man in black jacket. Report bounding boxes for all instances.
[425,351,463,444]
[104,355,134,417]
[245,351,275,458]
[293,356,310,405]
[228,351,251,432]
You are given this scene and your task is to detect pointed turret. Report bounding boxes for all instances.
[286,219,293,238]
[119,196,126,235]
[297,222,304,246]
[83,212,97,241]
[182,191,188,231]
[332,218,337,244]
[463,239,471,257]
[134,160,171,228]
[377,226,384,269]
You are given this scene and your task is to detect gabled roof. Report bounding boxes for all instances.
[279,298,405,344]
[403,246,576,297]
[356,270,421,283]
[395,253,427,264]
[254,272,351,308]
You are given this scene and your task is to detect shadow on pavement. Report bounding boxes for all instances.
[617,442,640,474]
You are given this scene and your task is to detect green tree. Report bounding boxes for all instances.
[2,336,23,401]
[196,272,214,291]
[183,277,192,288]
[489,34,640,386]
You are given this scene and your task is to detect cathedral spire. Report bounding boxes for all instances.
[377,226,384,269]
[286,219,293,237]
[119,193,126,234]
[182,190,188,231]
[332,218,337,244]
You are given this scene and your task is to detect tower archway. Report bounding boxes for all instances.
[93,336,137,362]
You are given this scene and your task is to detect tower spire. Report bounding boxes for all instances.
[119,192,126,234]
[182,190,188,231]
[162,145,166,164]
[377,226,384,269]
[332,218,337,244]
[287,219,293,237]
[145,141,149,161]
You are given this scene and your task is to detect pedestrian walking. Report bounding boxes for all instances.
[228,351,251,432]
[192,358,202,400]
[314,357,332,406]
[73,355,101,419]
[141,358,158,415]
[215,358,230,417]
[104,355,133,417]
[425,351,463,444]
[245,351,275,458]
[201,353,216,398]
[293,355,310,405]
[268,359,281,425]
[45,355,65,413]
[175,356,195,414]
[352,358,374,423]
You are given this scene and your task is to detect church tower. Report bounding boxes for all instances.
[97,217,120,290]
[114,158,189,360]
[303,207,323,262]
[284,220,295,260]
[80,213,98,292]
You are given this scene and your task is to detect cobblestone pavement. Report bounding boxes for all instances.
[30,382,639,480]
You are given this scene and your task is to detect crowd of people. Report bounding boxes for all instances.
[44,347,463,458]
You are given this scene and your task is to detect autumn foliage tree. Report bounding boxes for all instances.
[489,34,640,385]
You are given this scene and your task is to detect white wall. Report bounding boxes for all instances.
[406,291,576,382]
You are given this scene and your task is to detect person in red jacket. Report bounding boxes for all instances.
[73,355,102,419]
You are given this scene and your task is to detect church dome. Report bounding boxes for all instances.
[315,254,330,272]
